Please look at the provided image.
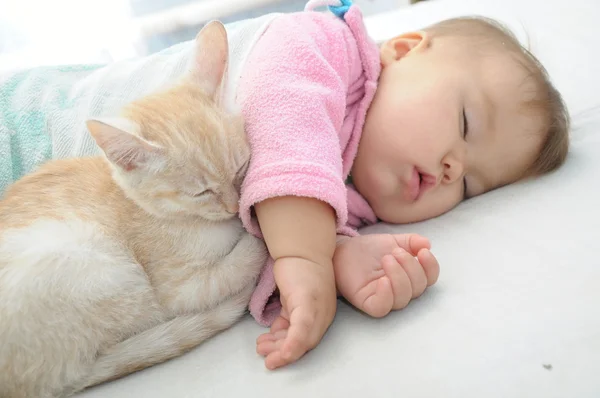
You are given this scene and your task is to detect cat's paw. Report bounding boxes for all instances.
[233,232,268,272]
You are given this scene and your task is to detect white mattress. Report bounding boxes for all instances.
[78,0,600,397]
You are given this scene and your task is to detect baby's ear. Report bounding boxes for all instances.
[87,117,164,172]
[188,20,229,104]
[380,31,429,66]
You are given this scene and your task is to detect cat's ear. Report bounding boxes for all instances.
[188,20,229,103]
[87,117,164,172]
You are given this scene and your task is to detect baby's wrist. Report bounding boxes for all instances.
[274,255,333,270]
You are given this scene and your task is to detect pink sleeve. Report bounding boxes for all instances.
[237,12,354,237]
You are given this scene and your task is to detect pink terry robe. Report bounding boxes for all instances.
[237,2,381,326]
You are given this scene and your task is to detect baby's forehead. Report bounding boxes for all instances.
[475,60,548,189]
[478,49,542,109]
[489,99,546,183]
[425,17,523,50]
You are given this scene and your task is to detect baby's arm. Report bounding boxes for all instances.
[254,196,337,370]
[237,11,362,367]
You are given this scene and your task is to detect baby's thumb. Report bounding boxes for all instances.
[392,234,431,255]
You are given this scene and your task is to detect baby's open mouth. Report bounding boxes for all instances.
[414,168,437,200]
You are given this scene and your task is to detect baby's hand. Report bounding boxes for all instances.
[334,234,439,318]
[256,256,336,370]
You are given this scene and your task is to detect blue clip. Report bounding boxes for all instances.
[329,0,352,19]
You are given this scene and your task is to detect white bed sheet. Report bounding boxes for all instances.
[78,0,600,397]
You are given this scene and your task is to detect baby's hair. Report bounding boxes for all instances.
[423,17,570,178]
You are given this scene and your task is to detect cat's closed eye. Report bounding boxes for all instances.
[192,190,214,198]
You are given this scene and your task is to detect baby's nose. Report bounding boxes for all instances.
[442,156,465,184]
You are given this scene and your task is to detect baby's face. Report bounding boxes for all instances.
[352,32,544,224]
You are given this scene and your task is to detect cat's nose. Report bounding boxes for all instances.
[225,201,239,214]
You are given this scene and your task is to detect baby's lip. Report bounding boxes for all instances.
[418,169,438,191]
[407,167,421,202]
[408,167,437,202]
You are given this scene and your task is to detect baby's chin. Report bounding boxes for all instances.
[366,197,399,224]
[377,210,423,225]
[371,196,429,225]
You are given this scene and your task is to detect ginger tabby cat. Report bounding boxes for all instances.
[0,21,267,398]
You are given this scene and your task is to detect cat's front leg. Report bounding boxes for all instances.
[224,232,268,275]
[159,232,267,314]
[201,232,268,307]
[218,232,267,284]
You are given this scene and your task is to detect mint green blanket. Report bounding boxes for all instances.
[0,41,194,197]
[0,65,104,194]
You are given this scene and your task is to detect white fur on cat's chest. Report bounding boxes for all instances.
[0,218,147,306]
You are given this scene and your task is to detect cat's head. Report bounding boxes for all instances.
[87,21,249,221]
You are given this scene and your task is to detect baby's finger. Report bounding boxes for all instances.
[281,308,315,363]
[392,248,428,298]
[256,328,287,345]
[392,234,431,256]
[265,350,289,370]
[381,254,412,310]
[361,276,394,318]
[270,316,290,334]
[417,248,440,286]
[257,337,285,357]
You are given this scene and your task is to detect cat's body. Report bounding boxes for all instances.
[0,158,265,397]
[0,21,267,398]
